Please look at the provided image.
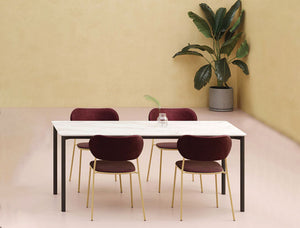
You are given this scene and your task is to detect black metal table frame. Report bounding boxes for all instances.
[53,127,245,212]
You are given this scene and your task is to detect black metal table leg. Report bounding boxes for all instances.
[61,136,66,212]
[221,159,226,194]
[53,127,57,195]
[240,136,245,212]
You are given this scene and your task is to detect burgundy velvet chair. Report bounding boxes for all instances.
[146,108,201,193]
[87,135,146,221]
[69,108,119,193]
[171,135,235,221]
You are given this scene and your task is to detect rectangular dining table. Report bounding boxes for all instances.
[52,121,246,212]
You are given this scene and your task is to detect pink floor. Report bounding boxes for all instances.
[0,107,299,228]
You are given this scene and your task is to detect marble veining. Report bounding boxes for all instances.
[52,121,246,137]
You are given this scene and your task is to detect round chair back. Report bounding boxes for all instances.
[89,135,144,161]
[148,108,197,121]
[177,135,232,161]
[70,108,119,121]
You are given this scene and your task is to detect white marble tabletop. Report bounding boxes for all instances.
[52,121,246,137]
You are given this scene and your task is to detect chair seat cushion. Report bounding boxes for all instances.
[90,160,136,173]
[77,142,89,149]
[176,160,223,173]
[156,142,177,149]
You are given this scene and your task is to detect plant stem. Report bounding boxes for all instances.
[217,40,221,60]
[217,80,223,87]
[228,57,237,63]
[203,56,213,65]
[211,62,216,71]
[209,53,216,61]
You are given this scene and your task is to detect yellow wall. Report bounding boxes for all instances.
[0,0,237,108]
[1,0,298,143]
[239,0,300,143]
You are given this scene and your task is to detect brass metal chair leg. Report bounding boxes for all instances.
[136,159,146,221]
[91,159,96,221]
[215,174,219,208]
[192,174,194,182]
[146,139,155,182]
[129,173,133,208]
[158,149,163,193]
[69,139,76,181]
[180,159,185,221]
[171,165,177,208]
[119,174,123,193]
[225,159,235,221]
[78,149,82,193]
[86,166,91,208]
[200,174,203,193]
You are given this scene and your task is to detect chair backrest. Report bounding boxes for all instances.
[70,108,119,121]
[177,135,232,161]
[89,135,144,161]
[148,108,197,121]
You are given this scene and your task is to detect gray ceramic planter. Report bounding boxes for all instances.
[209,87,233,112]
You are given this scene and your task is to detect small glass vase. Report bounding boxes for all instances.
[157,113,168,127]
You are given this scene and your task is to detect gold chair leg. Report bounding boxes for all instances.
[200,174,203,193]
[215,174,218,208]
[171,165,177,208]
[136,159,146,221]
[78,149,82,193]
[129,173,133,208]
[115,174,117,182]
[119,174,123,193]
[180,159,185,221]
[146,139,155,182]
[86,166,91,208]
[225,159,235,221]
[158,149,163,193]
[69,139,76,181]
[91,159,96,221]
[192,174,194,182]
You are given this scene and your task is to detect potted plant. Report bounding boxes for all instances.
[173,0,249,111]
[144,95,168,126]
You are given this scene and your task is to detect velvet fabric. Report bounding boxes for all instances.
[70,108,119,121]
[90,160,135,173]
[77,142,89,149]
[175,160,223,173]
[148,108,197,121]
[156,142,177,149]
[70,108,119,150]
[177,135,232,161]
[89,135,144,161]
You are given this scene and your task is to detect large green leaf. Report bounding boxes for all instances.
[230,10,245,32]
[182,44,215,54]
[173,50,203,58]
[225,10,245,41]
[188,12,212,38]
[214,8,226,40]
[221,0,241,33]
[232,60,249,75]
[236,40,249,58]
[220,32,242,56]
[200,3,215,33]
[194,64,212,90]
[215,58,231,82]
